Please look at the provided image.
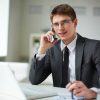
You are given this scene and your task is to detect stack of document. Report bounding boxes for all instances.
[20,83,73,100]
[20,83,86,100]
[97,94,100,100]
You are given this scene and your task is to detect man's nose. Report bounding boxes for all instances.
[58,24,64,29]
[58,24,65,31]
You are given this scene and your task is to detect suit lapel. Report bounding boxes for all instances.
[75,34,85,80]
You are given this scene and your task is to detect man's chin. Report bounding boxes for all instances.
[60,38,67,42]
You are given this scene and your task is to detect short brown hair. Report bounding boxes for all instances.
[50,4,76,22]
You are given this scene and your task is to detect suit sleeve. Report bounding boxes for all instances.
[93,41,100,77]
[29,50,51,85]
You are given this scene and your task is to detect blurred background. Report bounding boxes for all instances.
[0,0,100,63]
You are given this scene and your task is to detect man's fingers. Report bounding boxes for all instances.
[66,81,97,99]
[66,82,72,88]
[45,31,55,42]
[73,88,82,95]
[67,83,79,91]
[75,91,84,97]
[66,81,86,92]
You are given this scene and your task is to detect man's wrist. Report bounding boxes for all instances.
[90,87,99,93]
[36,53,46,60]
[38,47,47,54]
[90,88,98,99]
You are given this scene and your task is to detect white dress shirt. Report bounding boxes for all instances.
[60,35,77,82]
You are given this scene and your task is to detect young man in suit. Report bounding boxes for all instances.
[29,4,100,99]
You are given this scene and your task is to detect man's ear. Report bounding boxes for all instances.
[52,28,55,33]
[74,18,78,27]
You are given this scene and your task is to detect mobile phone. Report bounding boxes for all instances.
[50,28,57,42]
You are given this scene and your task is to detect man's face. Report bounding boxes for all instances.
[52,15,77,43]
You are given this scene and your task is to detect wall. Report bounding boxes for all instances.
[20,0,100,60]
[6,0,21,61]
[0,0,9,57]
[7,0,100,62]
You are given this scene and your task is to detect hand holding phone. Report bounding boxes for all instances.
[50,35,56,42]
[50,28,57,42]
[38,29,57,54]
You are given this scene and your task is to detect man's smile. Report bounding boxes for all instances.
[58,31,68,36]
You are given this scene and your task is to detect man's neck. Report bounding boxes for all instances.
[63,33,77,45]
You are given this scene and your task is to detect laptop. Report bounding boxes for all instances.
[0,62,26,100]
[0,63,58,100]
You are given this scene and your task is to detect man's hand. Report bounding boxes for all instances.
[38,31,57,54]
[66,81,97,99]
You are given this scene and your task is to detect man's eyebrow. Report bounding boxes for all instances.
[53,19,69,24]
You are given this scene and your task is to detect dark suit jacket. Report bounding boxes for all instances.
[29,34,100,88]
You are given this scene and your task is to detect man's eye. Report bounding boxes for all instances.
[63,20,69,24]
[54,23,59,26]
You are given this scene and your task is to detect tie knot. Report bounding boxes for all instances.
[65,46,69,53]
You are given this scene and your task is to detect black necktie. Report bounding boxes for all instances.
[61,46,69,87]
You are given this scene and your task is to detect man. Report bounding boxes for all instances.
[29,4,100,99]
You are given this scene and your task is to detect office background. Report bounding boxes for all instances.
[1,0,100,62]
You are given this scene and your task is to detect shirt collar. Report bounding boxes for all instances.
[61,35,77,52]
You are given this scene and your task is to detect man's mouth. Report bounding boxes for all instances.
[58,32,67,35]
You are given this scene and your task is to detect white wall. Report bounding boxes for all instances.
[7,0,100,62]
[0,0,9,57]
[6,0,21,61]
[20,0,100,60]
